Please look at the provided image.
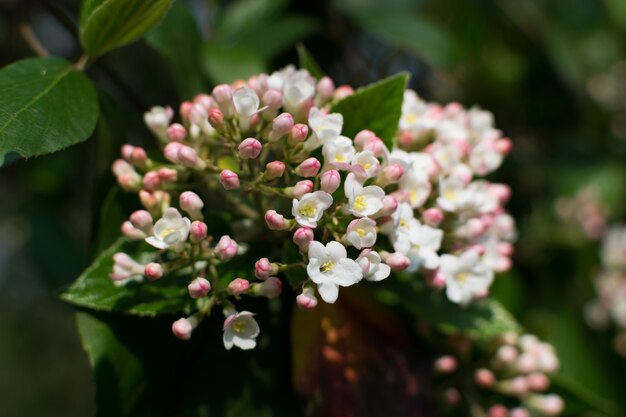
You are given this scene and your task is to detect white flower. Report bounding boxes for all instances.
[322,136,354,170]
[357,250,391,282]
[283,70,315,113]
[223,311,260,350]
[345,217,377,249]
[351,151,381,180]
[437,178,497,214]
[292,191,333,228]
[390,203,442,271]
[232,87,260,118]
[344,173,385,217]
[143,106,173,137]
[307,240,363,303]
[399,169,431,208]
[145,208,191,250]
[469,140,503,176]
[306,107,343,150]
[268,65,296,90]
[440,250,494,305]
[399,90,429,131]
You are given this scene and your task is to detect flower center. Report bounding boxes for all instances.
[299,203,317,217]
[362,163,371,170]
[456,272,468,283]
[160,227,176,239]
[320,260,334,273]
[353,196,367,212]
[356,228,366,237]
[405,113,417,124]
[335,154,346,162]
[444,190,457,201]
[232,320,246,333]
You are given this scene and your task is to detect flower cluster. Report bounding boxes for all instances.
[434,333,563,416]
[585,225,626,355]
[109,66,516,349]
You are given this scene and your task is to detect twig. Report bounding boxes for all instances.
[18,23,49,56]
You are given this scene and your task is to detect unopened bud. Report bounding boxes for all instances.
[144,262,163,280]
[526,372,550,392]
[529,394,564,416]
[172,317,194,340]
[255,258,278,280]
[474,368,495,388]
[158,168,178,183]
[381,163,404,184]
[238,138,262,159]
[262,89,283,120]
[252,277,282,299]
[179,191,204,220]
[228,278,250,296]
[496,138,513,154]
[190,221,208,242]
[291,123,309,142]
[488,405,508,417]
[188,277,211,298]
[423,208,444,226]
[121,221,146,240]
[363,137,385,157]
[379,196,398,216]
[265,210,288,231]
[215,235,238,260]
[269,113,294,141]
[263,161,285,180]
[431,270,447,288]
[130,210,153,234]
[208,108,225,131]
[316,76,335,101]
[219,170,240,190]
[354,130,376,150]
[334,85,354,101]
[212,84,234,116]
[297,287,318,310]
[178,145,206,170]
[434,355,457,373]
[293,227,314,251]
[320,169,341,194]
[443,388,460,406]
[163,142,182,163]
[384,252,410,271]
[179,101,193,121]
[509,408,530,417]
[193,93,213,110]
[143,171,161,190]
[291,180,314,199]
[167,123,187,142]
[295,158,321,177]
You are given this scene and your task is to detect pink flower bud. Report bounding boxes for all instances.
[238,138,262,159]
[190,221,208,242]
[474,368,495,388]
[121,221,146,240]
[188,277,211,298]
[379,196,398,216]
[316,76,335,101]
[179,191,204,220]
[320,170,341,194]
[219,169,240,190]
[423,208,444,226]
[130,210,153,234]
[129,147,147,166]
[144,262,163,280]
[179,101,193,121]
[451,164,473,185]
[212,84,234,116]
[178,145,206,170]
[262,89,283,119]
[143,170,161,190]
[500,376,528,396]
[164,142,183,163]
[488,405,508,417]
[263,161,285,180]
[269,113,294,141]
[354,130,376,150]
[489,183,511,204]
[208,108,225,131]
[509,408,530,417]
[390,189,410,203]
[296,287,318,310]
[434,355,457,373]
[526,372,549,392]
[290,123,309,142]
[252,277,282,299]
[158,168,178,183]
[363,137,385,157]
[167,123,187,142]
[385,252,410,271]
[264,210,288,231]
[293,227,314,251]
[431,270,447,288]
[121,144,135,160]
[531,395,564,416]
[172,318,193,340]
[228,278,250,296]
[381,163,404,184]
[215,235,238,260]
[495,345,518,365]
[295,158,321,177]
[139,190,171,215]
[443,388,460,406]
[193,93,213,111]
[255,258,278,280]
[496,138,513,154]
[292,180,314,199]
[334,85,354,101]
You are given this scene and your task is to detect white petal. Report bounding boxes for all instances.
[308,241,327,260]
[145,236,169,249]
[317,282,339,303]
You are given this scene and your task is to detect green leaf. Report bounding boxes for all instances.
[0,57,98,165]
[331,72,409,149]
[240,16,318,60]
[297,43,325,79]
[550,374,616,416]
[200,42,266,84]
[217,0,288,42]
[79,0,174,59]
[61,239,194,317]
[145,0,205,99]
[377,274,521,342]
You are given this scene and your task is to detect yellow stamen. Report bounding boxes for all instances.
[356,228,366,237]
[160,228,176,238]
[320,260,334,273]
[456,273,468,283]
[353,196,367,212]
[335,154,346,162]
[444,190,456,201]
[299,203,316,217]
[233,320,246,333]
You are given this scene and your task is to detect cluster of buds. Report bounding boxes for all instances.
[434,333,563,416]
[109,65,516,349]
[585,225,626,355]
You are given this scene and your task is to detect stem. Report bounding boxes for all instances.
[18,23,49,56]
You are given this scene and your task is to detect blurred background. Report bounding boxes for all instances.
[1,0,625,415]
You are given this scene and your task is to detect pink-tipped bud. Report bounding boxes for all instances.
[363,137,385,157]
[431,270,447,288]
[269,113,294,141]
[500,376,528,396]
[167,123,187,142]
[219,169,240,190]
[179,101,193,121]
[489,183,512,204]
[193,93,213,110]
[264,161,285,180]
[144,263,163,280]
[495,345,518,365]
[423,208,444,227]
[334,85,354,101]
[188,277,211,298]
[390,189,411,204]
[530,395,564,416]
[252,277,282,299]
[143,171,161,190]
[164,142,183,163]
[290,123,309,142]
[466,218,486,239]
[488,405,508,417]
[130,210,153,234]
[208,108,225,131]
[130,147,148,166]
[190,221,208,242]
[316,76,335,101]
[172,317,193,340]
[527,373,550,392]
[158,168,178,183]
[262,89,283,119]
[496,138,513,154]
[379,196,398,216]
[381,163,404,184]
[474,368,495,388]
[179,191,204,220]
[354,130,376,150]
[293,227,314,251]
[264,210,288,231]
[121,144,135,160]
[295,158,321,177]
[434,355,457,373]
[228,278,250,296]
[443,388,461,406]
[320,169,341,194]
[385,252,411,271]
[121,221,146,240]
[255,258,278,280]
[296,287,318,310]
[178,145,206,170]
[451,164,473,185]
[292,180,314,199]
[238,138,262,159]
[509,408,530,417]
[212,84,234,116]
[215,235,238,260]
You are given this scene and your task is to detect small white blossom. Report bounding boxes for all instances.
[469,140,503,176]
[437,178,497,214]
[351,151,381,180]
[292,191,333,228]
[306,107,343,150]
[322,136,355,170]
[283,70,315,113]
[268,65,296,90]
[145,208,191,250]
[440,250,494,305]
[344,173,385,217]
[357,250,391,282]
[345,217,377,249]
[232,87,260,118]
[223,311,260,350]
[307,240,363,303]
[391,203,442,271]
